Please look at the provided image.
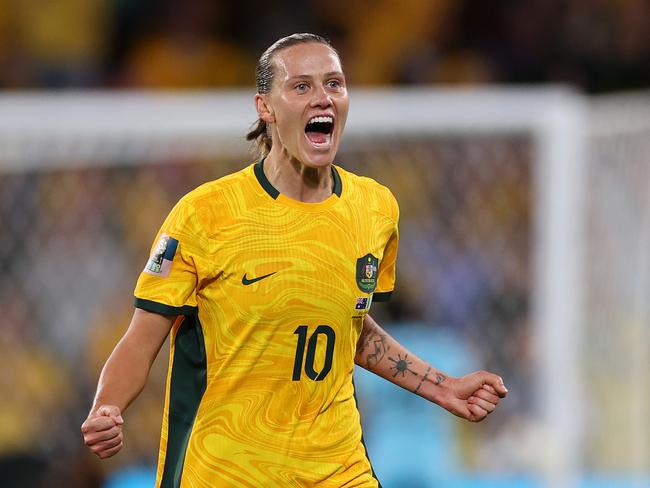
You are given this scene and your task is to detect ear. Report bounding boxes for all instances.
[255,94,275,124]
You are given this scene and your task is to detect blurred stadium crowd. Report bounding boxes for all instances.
[0,0,648,486]
[0,0,648,92]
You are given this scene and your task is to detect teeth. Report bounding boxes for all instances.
[308,116,333,125]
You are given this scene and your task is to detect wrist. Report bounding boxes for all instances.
[415,369,454,407]
[89,399,122,417]
[89,402,102,416]
[433,376,457,410]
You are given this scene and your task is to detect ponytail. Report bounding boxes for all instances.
[246,119,272,160]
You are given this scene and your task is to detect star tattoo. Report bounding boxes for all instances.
[388,353,418,378]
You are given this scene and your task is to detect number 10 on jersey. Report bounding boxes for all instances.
[292,325,336,381]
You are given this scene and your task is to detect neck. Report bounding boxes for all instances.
[263,148,333,203]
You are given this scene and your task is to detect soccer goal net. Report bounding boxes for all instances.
[0,88,647,488]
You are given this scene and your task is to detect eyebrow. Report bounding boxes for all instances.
[286,71,345,82]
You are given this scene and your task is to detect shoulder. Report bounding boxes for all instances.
[171,164,261,233]
[180,164,254,208]
[336,165,399,222]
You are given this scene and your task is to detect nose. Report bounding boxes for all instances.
[310,84,332,108]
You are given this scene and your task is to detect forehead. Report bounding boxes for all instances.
[272,42,343,81]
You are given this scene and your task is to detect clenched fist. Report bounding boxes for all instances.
[441,371,508,422]
[81,405,124,459]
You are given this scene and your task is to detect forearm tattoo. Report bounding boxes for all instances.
[356,326,372,356]
[413,366,431,394]
[357,323,389,369]
[366,333,388,369]
[388,354,418,378]
[413,367,446,394]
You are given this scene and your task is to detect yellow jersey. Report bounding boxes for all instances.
[134,161,398,487]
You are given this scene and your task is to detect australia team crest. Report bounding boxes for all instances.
[356,253,379,293]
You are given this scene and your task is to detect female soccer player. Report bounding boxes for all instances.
[81,33,507,487]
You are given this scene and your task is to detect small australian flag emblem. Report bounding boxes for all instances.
[355,297,369,310]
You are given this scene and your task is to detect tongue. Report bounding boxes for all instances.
[306,131,328,144]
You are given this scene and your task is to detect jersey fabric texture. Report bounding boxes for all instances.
[134,161,399,488]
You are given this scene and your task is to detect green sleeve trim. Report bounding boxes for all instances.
[373,291,393,302]
[134,297,198,316]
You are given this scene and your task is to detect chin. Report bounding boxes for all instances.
[297,146,337,168]
[301,154,335,169]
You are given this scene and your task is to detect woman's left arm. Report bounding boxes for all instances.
[355,314,508,422]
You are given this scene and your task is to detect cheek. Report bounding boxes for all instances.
[275,118,305,150]
[282,115,303,136]
[337,101,350,127]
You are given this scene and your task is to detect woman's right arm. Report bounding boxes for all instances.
[81,308,174,458]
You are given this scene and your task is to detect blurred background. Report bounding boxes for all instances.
[0,1,649,487]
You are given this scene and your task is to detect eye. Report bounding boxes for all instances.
[327,79,342,89]
[295,82,309,93]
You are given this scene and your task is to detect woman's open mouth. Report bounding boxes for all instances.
[305,115,334,148]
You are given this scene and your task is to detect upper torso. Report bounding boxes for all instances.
[135,162,398,487]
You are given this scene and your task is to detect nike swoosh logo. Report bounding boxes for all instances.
[242,272,277,285]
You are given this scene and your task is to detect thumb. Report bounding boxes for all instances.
[473,371,508,398]
[96,405,124,425]
[482,373,508,398]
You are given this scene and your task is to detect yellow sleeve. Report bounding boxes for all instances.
[134,199,203,315]
[374,191,399,302]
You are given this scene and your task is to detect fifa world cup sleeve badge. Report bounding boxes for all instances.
[144,234,179,277]
[355,253,379,293]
